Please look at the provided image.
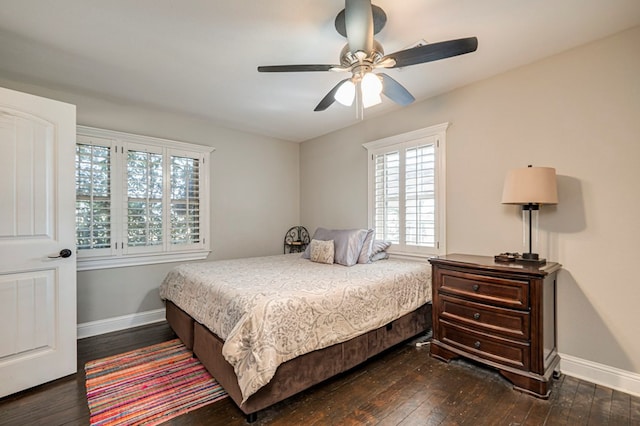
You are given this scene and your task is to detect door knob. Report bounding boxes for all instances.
[48,249,73,258]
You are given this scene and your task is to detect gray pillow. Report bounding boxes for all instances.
[357,229,375,264]
[371,240,392,256]
[302,228,369,266]
[370,251,389,262]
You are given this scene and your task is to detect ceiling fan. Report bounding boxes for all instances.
[257,0,478,114]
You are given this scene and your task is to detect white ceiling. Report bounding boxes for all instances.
[0,1,639,142]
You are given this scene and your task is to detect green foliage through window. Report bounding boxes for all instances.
[76,143,111,250]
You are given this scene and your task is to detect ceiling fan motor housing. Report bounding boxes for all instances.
[334,4,388,38]
[339,41,384,68]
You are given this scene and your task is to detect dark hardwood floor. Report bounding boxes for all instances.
[1,322,638,425]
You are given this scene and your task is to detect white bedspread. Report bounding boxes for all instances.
[159,254,431,402]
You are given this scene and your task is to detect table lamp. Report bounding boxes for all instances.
[501,165,558,264]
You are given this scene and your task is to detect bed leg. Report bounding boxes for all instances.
[246,412,258,423]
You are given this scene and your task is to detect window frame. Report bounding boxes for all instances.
[76,126,213,271]
[363,122,448,258]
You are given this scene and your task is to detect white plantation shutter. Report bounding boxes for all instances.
[75,138,113,255]
[374,151,400,243]
[364,123,448,256]
[75,126,212,270]
[170,154,201,245]
[405,144,436,247]
[126,147,164,250]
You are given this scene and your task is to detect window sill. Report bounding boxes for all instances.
[388,250,441,262]
[77,250,211,271]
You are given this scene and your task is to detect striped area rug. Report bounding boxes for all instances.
[85,339,228,426]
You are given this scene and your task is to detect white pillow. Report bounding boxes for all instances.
[309,239,334,264]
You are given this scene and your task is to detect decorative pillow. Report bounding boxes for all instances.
[309,239,334,264]
[302,228,369,266]
[371,240,392,256]
[370,251,389,262]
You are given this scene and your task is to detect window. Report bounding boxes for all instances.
[75,126,213,270]
[363,123,448,257]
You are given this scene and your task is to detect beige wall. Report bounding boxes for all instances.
[301,26,640,374]
[0,78,300,324]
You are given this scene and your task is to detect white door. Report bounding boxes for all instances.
[0,87,77,398]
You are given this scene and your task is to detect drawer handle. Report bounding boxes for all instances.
[473,313,481,320]
[472,284,480,292]
[474,341,481,349]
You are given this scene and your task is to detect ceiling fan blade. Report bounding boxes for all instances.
[258,64,339,72]
[379,73,415,106]
[345,0,374,54]
[384,37,478,68]
[314,78,350,111]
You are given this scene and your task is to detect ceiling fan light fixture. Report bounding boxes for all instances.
[361,72,383,108]
[361,72,382,95]
[362,93,382,108]
[362,91,382,108]
[335,79,356,106]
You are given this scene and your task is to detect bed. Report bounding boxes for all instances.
[160,252,432,422]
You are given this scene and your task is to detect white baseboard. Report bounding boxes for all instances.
[77,308,166,339]
[560,352,640,397]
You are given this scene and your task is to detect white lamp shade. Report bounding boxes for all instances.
[362,92,382,108]
[361,73,383,108]
[501,166,558,205]
[335,80,355,106]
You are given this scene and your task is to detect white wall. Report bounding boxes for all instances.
[0,78,300,324]
[301,26,640,376]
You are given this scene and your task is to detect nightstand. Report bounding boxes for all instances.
[429,254,561,398]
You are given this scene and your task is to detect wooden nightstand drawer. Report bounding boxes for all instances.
[440,321,530,370]
[439,294,530,340]
[439,270,529,309]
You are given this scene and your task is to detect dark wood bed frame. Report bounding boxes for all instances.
[166,300,432,422]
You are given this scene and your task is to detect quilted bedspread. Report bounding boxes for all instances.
[159,254,431,402]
